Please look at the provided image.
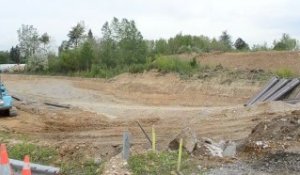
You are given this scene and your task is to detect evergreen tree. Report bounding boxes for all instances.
[234,38,249,50]
[10,46,21,64]
[219,31,232,51]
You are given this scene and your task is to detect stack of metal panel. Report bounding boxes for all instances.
[245,77,300,106]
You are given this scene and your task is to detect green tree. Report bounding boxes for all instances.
[9,46,21,64]
[210,38,223,51]
[167,33,193,54]
[219,31,232,51]
[67,22,85,48]
[39,33,50,52]
[0,51,10,64]
[273,33,298,51]
[234,37,249,50]
[251,42,269,51]
[87,29,94,41]
[79,42,94,71]
[60,50,80,72]
[58,40,71,55]
[17,24,40,59]
[192,35,211,52]
[27,51,48,72]
[155,39,168,54]
[100,17,147,66]
[100,21,118,67]
[145,40,155,57]
[117,18,147,64]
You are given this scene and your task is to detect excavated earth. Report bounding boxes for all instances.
[1,72,300,174]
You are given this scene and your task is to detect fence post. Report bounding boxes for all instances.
[122,131,130,160]
[152,126,156,152]
[177,138,183,172]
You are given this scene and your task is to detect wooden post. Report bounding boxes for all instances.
[177,138,183,172]
[152,126,156,152]
[122,131,130,160]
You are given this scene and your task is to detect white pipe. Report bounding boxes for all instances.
[9,159,59,175]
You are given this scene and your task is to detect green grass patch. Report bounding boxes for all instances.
[60,159,104,175]
[275,68,295,78]
[6,142,103,175]
[128,151,198,175]
[8,143,58,165]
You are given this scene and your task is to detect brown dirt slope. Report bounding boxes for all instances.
[191,51,300,74]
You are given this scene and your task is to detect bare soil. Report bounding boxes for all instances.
[180,51,300,74]
[0,69,300,174]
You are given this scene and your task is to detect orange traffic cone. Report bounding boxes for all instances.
[0,144,14,175]
[21,155,31,175]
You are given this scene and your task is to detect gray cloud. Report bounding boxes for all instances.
[0,0,299,50]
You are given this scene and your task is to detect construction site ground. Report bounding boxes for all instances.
[1,51,300,174]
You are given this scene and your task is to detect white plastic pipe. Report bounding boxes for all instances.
[9,159,59,175]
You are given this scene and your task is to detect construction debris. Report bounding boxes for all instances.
[222,141,237,157]
[44,102,70,109]
[12,95,22,101]
[168,127,198,153]
[245,77,300,106]
[193,138,224,157]
[168,128,236,158]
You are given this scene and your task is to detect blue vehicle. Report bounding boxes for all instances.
[0,82,16,116]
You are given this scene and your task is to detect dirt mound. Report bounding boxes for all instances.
[248,112,300,141]
[241,111,300,156]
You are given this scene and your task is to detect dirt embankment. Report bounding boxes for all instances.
[179,51,300,74]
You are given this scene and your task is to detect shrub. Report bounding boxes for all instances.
[89,64,103,77]
[273,33,298,51]
[177,45,192,54]
[48,57,63,73]
[190,57,198,68]
[152,56,197,75]
[128,64,146,73]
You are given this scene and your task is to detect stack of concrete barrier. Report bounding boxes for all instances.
[245,77,300,106]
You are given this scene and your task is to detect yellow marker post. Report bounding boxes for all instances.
[152,125,156,152]
[177,138,183,172]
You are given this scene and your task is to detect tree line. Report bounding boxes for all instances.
[0,17,299,76]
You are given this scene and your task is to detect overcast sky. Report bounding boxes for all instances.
[0,0,299,50]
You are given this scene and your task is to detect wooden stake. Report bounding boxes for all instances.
[177,138,183,172]
[152,125,156,152]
